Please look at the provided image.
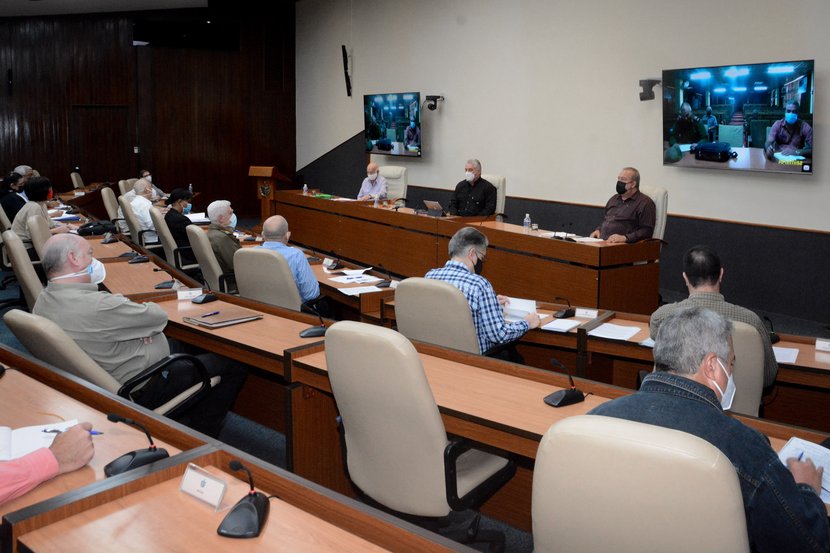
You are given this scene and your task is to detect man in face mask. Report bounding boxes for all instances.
[589,166,655,244]
[357,162,387,201]
[447,159,497,217]
[404,119,420,150]
[765,101,813,160]
[589,306,828,553]
[206,199,240,293]
[425,227,540,356]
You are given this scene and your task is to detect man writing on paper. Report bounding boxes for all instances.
[765,101,812,160]
[33,234,246,437]
[650,245,777,387]
[426,227,540,358]
[258,215,320,304]
[448,159,497,217]
[589,167,655,244]
[589,307,828,553]
[357,163,387,201]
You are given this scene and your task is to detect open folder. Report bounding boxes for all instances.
[183,305,263,329]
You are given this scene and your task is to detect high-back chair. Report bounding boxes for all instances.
[186,225,233,293]
[2,230,42,311]
[395,277,479,354]
[118,179,130,197]
[481,173,506,215]
[378,165,408,200]
[70,172,84,190]
[4,309,217,419]
[233,248,301,311]
[532,415,750,553]
[117,195,160,252]
[27,215,51,261]
[101,186,124,228]
[149,207,198,272]
[718,124,744,149]
[638,185,668,241]
[325,321,515,550]
[729,321,765,417]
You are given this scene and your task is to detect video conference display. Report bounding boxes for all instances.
[364,92,421,157]
[662,59,814,175]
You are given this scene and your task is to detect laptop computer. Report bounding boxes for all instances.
[422,200,445,217]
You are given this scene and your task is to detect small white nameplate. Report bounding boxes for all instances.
[180,463,227,509]
[575,308,599,319]
[816,338,830,352]
[177,288,204,300]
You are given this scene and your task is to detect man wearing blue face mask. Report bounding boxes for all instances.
[765,101,813,160]
[164,188,197,266]
[206,199,240,293]
[404,119,420,150]
[589,306,829,553]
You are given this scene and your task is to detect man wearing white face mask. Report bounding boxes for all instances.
[589,306,828,553]
[357,162,387,201]
[447,158,496,217]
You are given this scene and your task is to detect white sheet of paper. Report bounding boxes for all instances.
[773,346,799,364]
[541,319,580,333]
[587,323,640,341]
[503,297,537,321]
[778,437,830,502]
[573,236,603,243]
[338,285,382,296]
[0,419,78,461]
[639,337,655,348]
[330,275,382,284]
[773,152,806,162]
[341,268,372,276]
[185,212,210,223]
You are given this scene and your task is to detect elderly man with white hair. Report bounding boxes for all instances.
[447,158,496,217]
[206,200,240,290]
[128,178,159,243]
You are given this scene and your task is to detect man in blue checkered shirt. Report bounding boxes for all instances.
[425,227,540,355]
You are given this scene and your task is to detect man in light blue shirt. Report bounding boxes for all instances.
[258,215,320,303]
[357,162,387,200]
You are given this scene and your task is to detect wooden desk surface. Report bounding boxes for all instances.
[0,370,180,517]
[84,237,133,260]
[101,259,178,299]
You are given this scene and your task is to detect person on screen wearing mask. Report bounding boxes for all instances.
[164,188,197,266]
[589,167,655,244]
[206,200,240,291]
[447,159,496,217]
[589,306,828,553]
[765,101,812,160]
[671,102,702,144]
[139,168,168,200]
[404,119,420,149]
[357,163,387,201]
[33,234,247,437]
[425,227,540,357]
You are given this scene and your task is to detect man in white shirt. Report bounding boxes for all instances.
[129,179,158,243]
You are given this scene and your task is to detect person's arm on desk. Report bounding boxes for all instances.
[0,422,94,505]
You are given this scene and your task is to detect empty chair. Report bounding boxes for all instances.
[378,165,408,200]
[100,186,124,228]
[326,321,515,551]
[2,230,42,310]
[638,185,668,241]
[70,171,84,190]
[395,277,479,354]
[4,309,217,419]
[729,321,765,417]
[186,225,234,293]
[718,124,744,149]
[233,248,301,311]
[27,215,51,261]
[150,207,198,272]
[481,173,506,215]
[532,415,749,553]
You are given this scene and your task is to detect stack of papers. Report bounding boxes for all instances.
[573,236,604,243]
[772,346,799,364]
[0,419,78,460]
[186,212,210,224]
[587,323,640,341]
[542,319,580,333]
[777,437,830,502]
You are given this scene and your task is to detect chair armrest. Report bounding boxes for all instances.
[116,353,212,418]
[138,229,162,249]
[444,438,516,511]
[173,246,193,269]
[218,273,235,294]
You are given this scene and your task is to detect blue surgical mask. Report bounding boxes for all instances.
[785,112,798,125]
[410,121,416,129]
[229,213,237,229]
[183,203,192,215]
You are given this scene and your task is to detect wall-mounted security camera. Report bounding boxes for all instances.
[424,95,444,111]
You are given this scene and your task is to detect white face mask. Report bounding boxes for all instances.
[51,257,107,285]
[464,171,475,182]
[367,172,378,181]
[712,357,736,411]
[144,175,152,183]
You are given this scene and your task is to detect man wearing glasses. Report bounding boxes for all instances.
[589,166,655,244]
[765,101,812,160]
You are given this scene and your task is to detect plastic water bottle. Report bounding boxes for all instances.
[302,183,308,195]
[523,213,531,233]
[373,194,379,208]
[188,183,193,194]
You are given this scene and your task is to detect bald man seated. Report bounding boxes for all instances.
[258,215,320,304]
[33,234,247,437]
[357,163,387,200]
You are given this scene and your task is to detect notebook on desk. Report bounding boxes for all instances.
[183,305,263,329]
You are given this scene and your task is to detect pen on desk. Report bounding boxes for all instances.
[201,311,220,318]
[42,429,104,435]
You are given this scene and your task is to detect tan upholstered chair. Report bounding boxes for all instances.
[638,185,668,241]
[70,172,84,190]
[532,415,750,553]
[2,230,42,311]
[0,204,12,231]
[117,195,161,252]
[101,186,124,228]
[481,173,506,215]
[325,321,515,550]
[149,207,198,272]
[233,248,301,311]
[729,321,765,417]
[4,309,217,419]
[27,215,51,261]
[186,225,234,293]
[118,179,130,197]
[395,277,480,354]
[378,165,408,200]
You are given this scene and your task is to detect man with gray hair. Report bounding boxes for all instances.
[258,215,320,303]
[589,306,828,553]
[448,159,496,217]
[425,227,539,357]
[128,178,158,243]
[206,199,240,291]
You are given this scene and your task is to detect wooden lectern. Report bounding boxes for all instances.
[250,165,296,220]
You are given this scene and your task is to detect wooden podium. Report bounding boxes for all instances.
[250,165,296,220]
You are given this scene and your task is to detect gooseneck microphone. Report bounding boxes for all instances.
[543,358,585,408]
[103,413,170,477]
[763,315,780,344]
[218,460,271,538]
[553,296,576,319]
[299,302,327,338]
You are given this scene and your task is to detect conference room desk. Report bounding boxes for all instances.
[272,190,661,314]
[100,257,197,301]
[310,262,396,322]
[60,183,116,222]
[83,235,134,260]
[671,146,810,173]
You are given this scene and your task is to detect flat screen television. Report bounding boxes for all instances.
[364,92,421,157]
[662,59,814,174]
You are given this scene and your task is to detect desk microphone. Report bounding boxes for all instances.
[376,264,392,288]
[543,358,585,408]
[299,302,327,338]
[217,460,270,539]
[763,315,780,344]
[553,296,575,319]
[103,413,169,476]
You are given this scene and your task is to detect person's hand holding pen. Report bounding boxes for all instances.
[47,422,96,475]
[786,451,824,496]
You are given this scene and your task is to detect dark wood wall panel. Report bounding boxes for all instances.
[0,7,295,217]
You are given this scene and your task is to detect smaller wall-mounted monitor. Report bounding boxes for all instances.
[364,92,421,157]
[662,59,814,175]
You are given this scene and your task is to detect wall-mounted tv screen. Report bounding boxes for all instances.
[364,92,421,157]
[662,59,814,175]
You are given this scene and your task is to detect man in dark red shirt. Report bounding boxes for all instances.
[590,167,656,244]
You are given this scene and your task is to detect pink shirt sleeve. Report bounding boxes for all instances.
[0,448,60,505]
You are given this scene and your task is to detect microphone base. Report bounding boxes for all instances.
[554,308,576,319]
[376,280,391,288]
[104,447,169,477]
[543,388,585,408]
[218,492,270,538]
[299,325,327,338]
[769,332,780,344]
